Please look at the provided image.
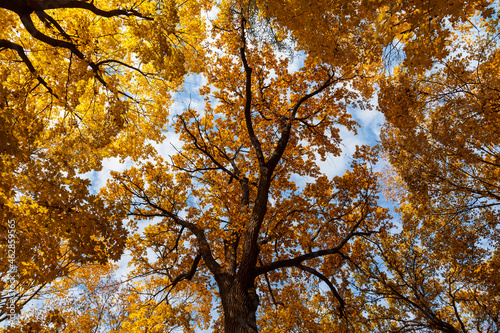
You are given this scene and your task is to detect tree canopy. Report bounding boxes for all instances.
[0,0,499,332]
[0,0,208,322]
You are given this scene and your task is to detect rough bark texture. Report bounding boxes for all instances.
[220,278,260,333]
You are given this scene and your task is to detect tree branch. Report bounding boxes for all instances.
[259,260,283,307]
[295,264,345,318]
[6,0,152,94]
[18,13,85,59]
[176,113,239,180]
[255,211,371,276]
[38,0,153,20]
[1,0,152,20]
[0,39,57,97]
[255,247,343,276]
[239,16,265,167]
[169,253,202,289]
[95,59,156,77]
[267,71,338,171]
[117,177,223,276]
[34,10,71,39]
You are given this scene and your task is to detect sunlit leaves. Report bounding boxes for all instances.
[0,0,208,320]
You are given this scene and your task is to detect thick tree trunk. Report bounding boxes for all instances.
[220,278,260,333]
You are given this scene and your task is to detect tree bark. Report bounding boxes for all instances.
[219,278,260,333]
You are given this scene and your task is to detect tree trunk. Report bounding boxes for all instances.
[220,278,260,333]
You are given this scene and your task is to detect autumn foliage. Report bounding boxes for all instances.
[0,0,499,332]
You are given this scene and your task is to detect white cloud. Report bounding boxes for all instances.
[84,157,134,195]
[351,105,385,141]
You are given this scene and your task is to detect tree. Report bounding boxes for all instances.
[3,0,499,332]
[363,4,500,331]
[100,1,391,332]
[377,0,499,214]
[249,0,500,331]
[352,205,500,332]
[2,262,201,333]
[0,0,208,320]
[3,263,127,333]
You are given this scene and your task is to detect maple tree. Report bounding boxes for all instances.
[99,1,391,331]
[256,0,500,331]
[1,0,499,332]
[365,2,500,332]
[0,0,207,321]
[3,261,198,333]
[352,203,500,333]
